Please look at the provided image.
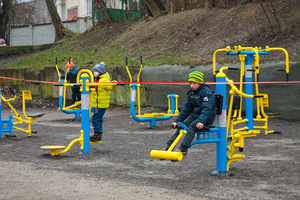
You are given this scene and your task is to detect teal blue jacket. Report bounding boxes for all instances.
[61,66,79,88]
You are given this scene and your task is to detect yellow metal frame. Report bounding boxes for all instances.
[58,69,95,114]
[41,130,101,156]
[215,46,288,138]
[126,60,179,118]
[1,90,44,136]
[126,61,143,116]
[150,129,187,161]
[218,67,261,170]
[253,46,289,135]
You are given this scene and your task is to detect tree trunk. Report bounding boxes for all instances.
[0,0,12,39]
[45,0,69,42]
[267,0,281,35]
[172,0,178,13]
[125,0,130,20]
[205,0,218,9]
[131,0,135,20]
[143,0,166,17]
[96,0,113,23]
[258,0,274,36]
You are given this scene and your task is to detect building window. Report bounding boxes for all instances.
[86,0,91,15]
[61,3,66,21]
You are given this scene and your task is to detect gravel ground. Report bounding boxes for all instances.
[0,106,300,200]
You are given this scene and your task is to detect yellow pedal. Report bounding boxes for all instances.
[40,145,66,150]
[40,146,66,156]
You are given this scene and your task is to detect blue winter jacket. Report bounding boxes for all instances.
[61,66,79,89]
[175,83,217,125]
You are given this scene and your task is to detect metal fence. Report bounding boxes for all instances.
[95,2,145,22]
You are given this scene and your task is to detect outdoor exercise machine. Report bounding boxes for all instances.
[213,45,288,137]
[56,57,83,120]
[41,69,116,156]
[126,56,179,128]
[151,66,266,175]
[0,87,45,137]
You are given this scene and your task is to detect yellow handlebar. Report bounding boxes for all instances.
[77,69,94,84]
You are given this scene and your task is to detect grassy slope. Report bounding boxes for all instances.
[1,0,300,70]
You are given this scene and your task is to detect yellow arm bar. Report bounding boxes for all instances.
[265,46,289,74]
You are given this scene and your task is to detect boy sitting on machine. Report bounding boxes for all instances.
[164,71,217,159]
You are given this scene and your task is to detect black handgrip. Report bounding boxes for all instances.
[203,126,211,130]
[54,84,64,86]
[228,67,239,70]
[253,95,264,98]
[140,56,143,64]
[69,57,71,63]
[247,69,256,71]
[278,69,286,71]
[87,61,93,64]
[9,87,15,95]
[56,57,57,65]
[126,57,128,66]
[171,124,178,128]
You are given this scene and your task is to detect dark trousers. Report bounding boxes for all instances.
[167,115,199,152]
[72,88,81,104]
[92,108,107,133]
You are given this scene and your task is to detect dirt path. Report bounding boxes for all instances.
[0,106,300,199]
[0,161,204,200]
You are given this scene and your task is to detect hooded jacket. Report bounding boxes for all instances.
[92,72,116,108]
[175,83,217,125]
[61,65,79,89]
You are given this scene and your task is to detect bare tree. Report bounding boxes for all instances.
[96,0,113,23]
[205,0,218,9]
[266,0,281,35]
[258,0,274,36]
[45,0,69,41]
[172,0,178,13]
[0,0,12,39]
[143,0,166,17]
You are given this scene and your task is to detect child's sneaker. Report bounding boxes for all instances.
[90,131,102,142]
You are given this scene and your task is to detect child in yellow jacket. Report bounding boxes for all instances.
[90,62,117,142]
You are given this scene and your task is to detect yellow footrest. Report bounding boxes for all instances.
[142,113,168,117]
[90,141,102,144]
[41,145,66,156]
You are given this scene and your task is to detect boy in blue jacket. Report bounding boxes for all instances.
[58,59,81,104]
[166,71,217,159]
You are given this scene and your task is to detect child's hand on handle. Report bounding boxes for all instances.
[58,73,61,77]
[113,82,117,86]
[171,122,178,129]
[196,123,204,129]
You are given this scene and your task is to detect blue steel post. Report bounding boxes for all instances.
[211,71,229,176]
[244,54,255,131]
[80,74,90,154]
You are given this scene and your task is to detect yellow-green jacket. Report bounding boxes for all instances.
[92,72,116,108]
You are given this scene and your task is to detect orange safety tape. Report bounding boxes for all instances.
[0,76,300,85]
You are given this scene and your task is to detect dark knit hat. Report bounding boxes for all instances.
[188,71,204,84]
[93,62,105,75]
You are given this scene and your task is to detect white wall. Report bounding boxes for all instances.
[10,18,93,46]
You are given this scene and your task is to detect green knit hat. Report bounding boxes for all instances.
[188,71,204,84]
